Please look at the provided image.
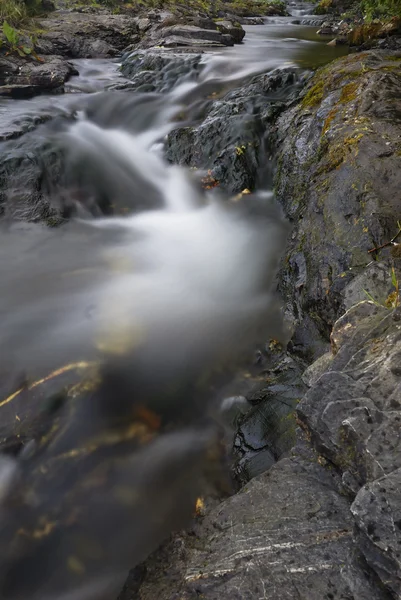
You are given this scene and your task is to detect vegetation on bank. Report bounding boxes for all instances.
[1,0,286,24]
[315,0,401,22]
[0,0,46,27]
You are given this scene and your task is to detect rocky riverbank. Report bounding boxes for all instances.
[0,2,266,98]
[1,3,401,599]
[117,43,401,600]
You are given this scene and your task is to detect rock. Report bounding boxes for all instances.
[275,50,401,348]
[301,351,333,387]
[317,25,336,35]
[137,23,236,49]
[121,51,203,93]
[165,68,302,194]
[349,18,401,48]
[0,55,76,99]
[0,130,65,222]
[233,347,307,484]
[124,437,389,600]
[124,298,401,598]
[351,470,401,597]
[239,16,265,24]
[342,262,393,311]
[298,301,401,497]
[327,36,347,45]
[37,12,140,58]
[215,20,245,44]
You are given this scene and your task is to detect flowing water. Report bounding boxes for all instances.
[0,8,348,600]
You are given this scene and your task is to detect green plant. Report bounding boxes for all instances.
[0,20,42,60]
[0,0,28,27]
[360,0,401,22]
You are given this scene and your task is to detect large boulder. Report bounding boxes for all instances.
[275,50,401,353]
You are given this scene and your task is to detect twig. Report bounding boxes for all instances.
[368,227,401,254]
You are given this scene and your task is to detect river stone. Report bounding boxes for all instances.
[121,50,203,93]
[234,348,307,484]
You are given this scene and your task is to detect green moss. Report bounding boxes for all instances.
[301,79,325,108]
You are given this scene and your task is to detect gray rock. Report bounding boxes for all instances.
[0,55,76,99]
[125,440,389,600]
[352,470,401,597]
[342,262,393,311]
[123,298,401,599]
[121,50,203,93]
[301,351,334,386]
[166,68,302,194]
[37,12,140,58]
[216,20,245,44]
[275,50,401,346]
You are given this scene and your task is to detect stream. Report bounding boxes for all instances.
[0,5,347,140]
[0,6,350,600]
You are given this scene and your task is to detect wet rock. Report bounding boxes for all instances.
[317,25,336,35]
[165,68,303,193]
[121,50,203,93]
[234,347,307,484]
[275,50,401,346]
[125,299,401,598]
[137,23,237,49]
[0,132,64,222]
[215,20,245,44]
[0,55,76,99]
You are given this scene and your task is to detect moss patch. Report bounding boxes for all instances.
[322,107,338,135]
[340,82,359,103]
[301,79,325,108]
